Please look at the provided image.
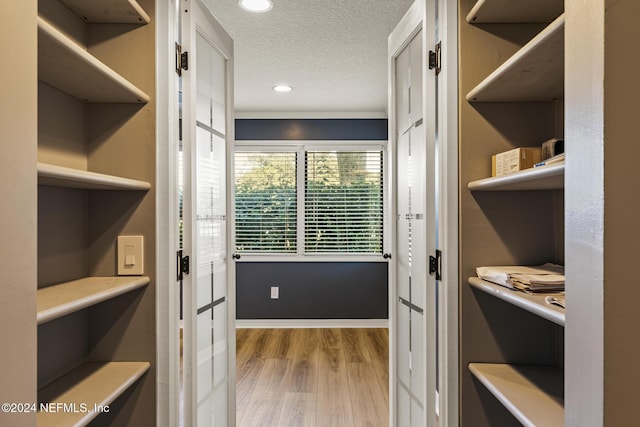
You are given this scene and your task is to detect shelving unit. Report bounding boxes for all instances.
[468,277,564,326]
[38,17,149,103]
[468,363,564,427]
[459,0,565,425]
[38,163,151,190]
[35,0,156,424]
[37,362,151,426]
[59,0,150,24]
[466,0,563,24]
[467,163,564,191]
[37,277,150,325]
[466,14,564,102]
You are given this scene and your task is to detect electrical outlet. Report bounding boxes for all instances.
[270,286,279,299]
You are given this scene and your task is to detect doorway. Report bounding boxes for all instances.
[156,1,460,426]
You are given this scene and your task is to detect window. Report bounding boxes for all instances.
[234,145,384,256]
[234,151,297,253]
[305,151,383,253]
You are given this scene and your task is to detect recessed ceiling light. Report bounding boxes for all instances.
[239,0,273,13]
[273,84,292,93]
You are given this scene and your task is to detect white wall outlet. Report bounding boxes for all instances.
[117,235,144,275]
[270,286,279,299]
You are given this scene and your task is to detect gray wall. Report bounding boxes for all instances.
[235,118,389,320]
[236,262,388,319]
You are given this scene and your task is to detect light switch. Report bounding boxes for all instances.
[118,235,144,275]
[124,245,136,266]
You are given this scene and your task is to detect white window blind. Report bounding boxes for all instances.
[305,151,384,254]
[234,151,297,253]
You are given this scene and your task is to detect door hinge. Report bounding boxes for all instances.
[428,41,442,75]
[429,249,442,280]
[176,43,189,76]
[177,250,190,280]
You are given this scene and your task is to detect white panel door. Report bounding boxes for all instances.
[410,309,425,405]
[410,30,424,122]
[410,123,427,310]
[397,130,411,302]
[182,1,234,426]
[396,46,411,134]
[397,301,411,389]
[391,3,438,426]
[391,0,458,425]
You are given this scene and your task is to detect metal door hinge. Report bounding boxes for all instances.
[176,43,189,76]
[177,250,190,280]
[429,249,442,280]
[428,41,442,75]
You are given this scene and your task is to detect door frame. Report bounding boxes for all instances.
[155,0,236,425]
[156,0,181,425]
[434,0,459,425]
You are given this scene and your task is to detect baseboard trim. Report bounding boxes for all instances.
[235,319,389,329]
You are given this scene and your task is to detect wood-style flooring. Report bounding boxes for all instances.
[236,328,389,427]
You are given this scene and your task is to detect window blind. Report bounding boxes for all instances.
[234,152,297,253]
[305,151,384,254]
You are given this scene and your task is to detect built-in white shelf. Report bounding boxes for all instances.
[38,17,149,103]
[466,0,563,24]
[38,163,151,190]
[59,0,150,24]
[37,361,150,427]
[466,14,564,102]
[468,163,564,191]
[468,277,564,326]
[37,277,150,325]
[469,363,564,427]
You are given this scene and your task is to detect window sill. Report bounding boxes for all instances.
[233,254,387,263]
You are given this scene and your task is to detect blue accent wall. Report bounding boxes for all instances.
[234,118,389,320]
[235,118,388,141]
[236,262,388,319]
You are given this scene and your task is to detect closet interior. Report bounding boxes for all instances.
[458,0,565,425]
[36,0,156,424]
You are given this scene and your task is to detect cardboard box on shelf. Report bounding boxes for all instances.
[491,147,542,177]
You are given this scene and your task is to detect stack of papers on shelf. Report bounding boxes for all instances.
[534,152,565,167]
[476,263,565,293]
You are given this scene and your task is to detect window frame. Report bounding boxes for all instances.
[234,140,389,261]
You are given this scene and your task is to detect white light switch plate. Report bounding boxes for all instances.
[118,235,144,275]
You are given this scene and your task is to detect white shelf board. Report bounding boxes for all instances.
[37,276,150,325]
[38,17,149,103]
[468,277,564,326]
[466,0,563,24]
[38,362,150,427]
[38,163,151,190]
[469,363,564,427]
[468,163,564,191]
[466,14,564,102]
[59,0,150,24]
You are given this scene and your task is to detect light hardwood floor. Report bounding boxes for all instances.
[236,328,389,427]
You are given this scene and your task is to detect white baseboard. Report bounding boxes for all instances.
[236,318,389,329]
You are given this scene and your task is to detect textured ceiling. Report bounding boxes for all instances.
[202,0,414,115]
